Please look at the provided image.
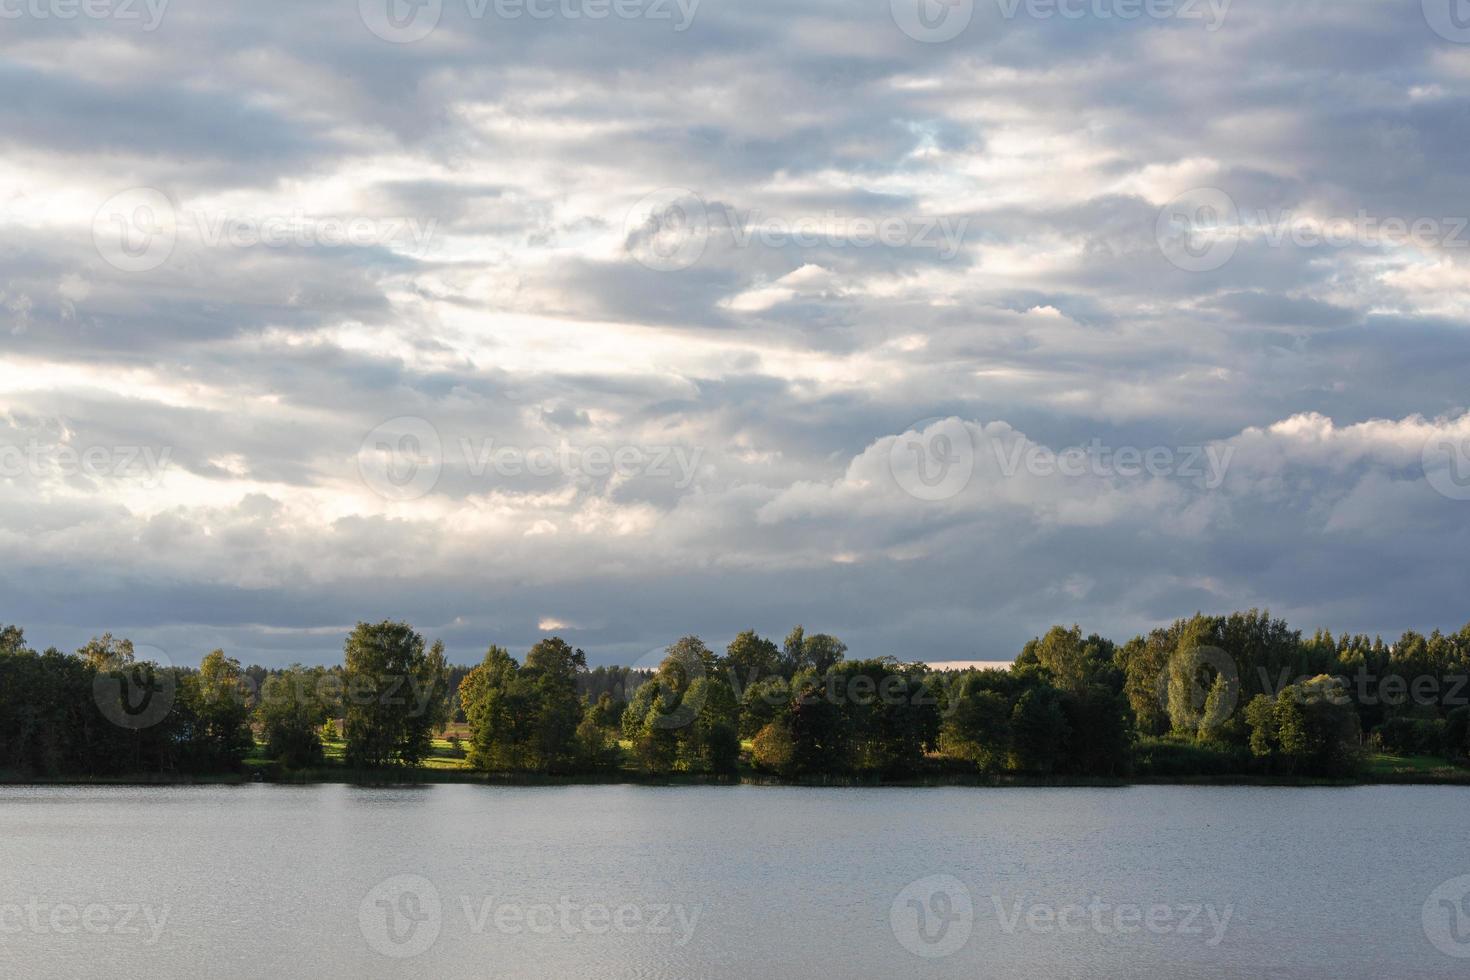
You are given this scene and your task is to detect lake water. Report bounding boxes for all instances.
[2,784,1469,979]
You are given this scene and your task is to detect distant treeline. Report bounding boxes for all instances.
[3,613,1470,781]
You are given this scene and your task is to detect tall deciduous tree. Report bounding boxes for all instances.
[183,650,254,771]
[724,630,781,691]
[343,621,447,769]
[781,626,847,677]
[257,666,329,769]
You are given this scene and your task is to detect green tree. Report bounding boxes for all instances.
[1118,633,1171,736]
[1059,685,1134,776]
[342,621,447,769]
[182,650,254,772]
[781,626,847,677]
[738,675,790,739]
[573,712,618,771]
[1165,632,1236,737]
[1009,687,1069,774]
[1445,706,1470,762]
[462,639,587,772]
[624,637,738,775]
[724,630,781,691]
[1245,695,1276,757]
[826,659,939,775]
[462,645,528,771]
[941,672,1012,772]
[1245,677,1360,776]
[587,692,624,730]
[77,633,135,670]
[257,666,328,768]
[1030,625,1091,693]
[520,637,588,770]
[785,677,848,775]
[751,720,796,776]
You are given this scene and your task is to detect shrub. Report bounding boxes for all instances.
[1133,737,1252,777]
[751,721,796,776]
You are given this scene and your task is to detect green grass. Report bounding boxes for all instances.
[246,722,474,773]
[1364,753,1470,780]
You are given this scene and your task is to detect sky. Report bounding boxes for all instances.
[3,0,1470,669]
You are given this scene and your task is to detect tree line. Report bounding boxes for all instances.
[3,612,1470,781]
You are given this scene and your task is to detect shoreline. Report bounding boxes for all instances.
[5,769,1469,789]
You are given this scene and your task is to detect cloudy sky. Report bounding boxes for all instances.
[3,0,1470,668]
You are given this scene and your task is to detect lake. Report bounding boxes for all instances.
[2,784,1468,978]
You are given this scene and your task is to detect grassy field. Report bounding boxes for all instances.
[245,721,476,774]
[1363,752,1470,782]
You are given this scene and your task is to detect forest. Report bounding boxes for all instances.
[3,612,1470,783]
